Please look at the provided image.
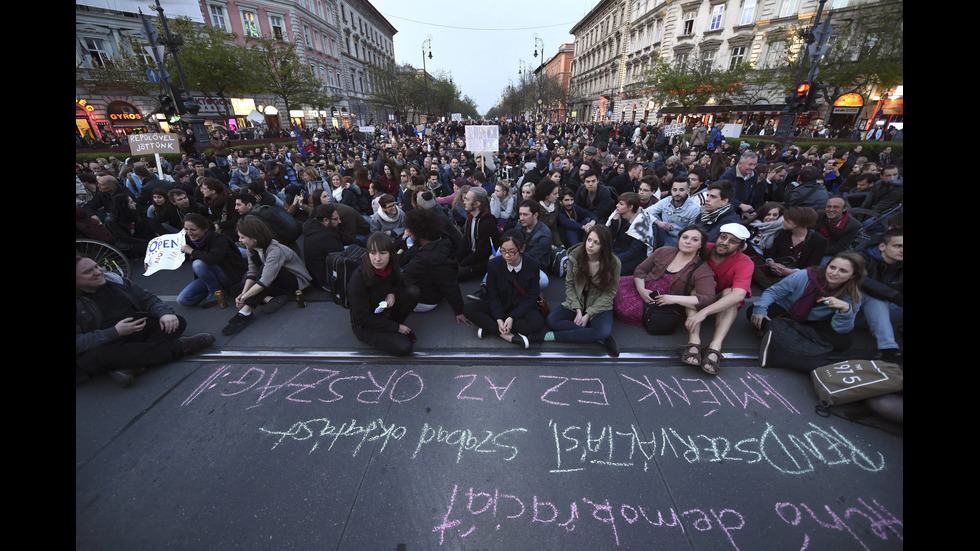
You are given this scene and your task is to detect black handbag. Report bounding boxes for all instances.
[641,258,703,335]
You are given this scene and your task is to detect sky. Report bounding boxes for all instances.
[369,1,598,116]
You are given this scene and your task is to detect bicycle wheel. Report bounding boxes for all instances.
[76,239,132,279]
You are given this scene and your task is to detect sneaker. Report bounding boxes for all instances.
[258,295,290,314]
[759,329,773,368]
[879,348,903,366]
[511,333,529,349]
[602,336,620,358]
[108,369,135,388]
[466,285,488,301]
[476,328,484,339]
[222,313,254,335]
[177,333,216,356]
[199,296,218,309]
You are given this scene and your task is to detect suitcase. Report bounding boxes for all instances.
[325,245,366,308]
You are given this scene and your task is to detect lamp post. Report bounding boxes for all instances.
[533,34,544,121]
[518,59,527,120]
[421,36,433,122]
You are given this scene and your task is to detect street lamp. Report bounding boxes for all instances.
[422,36,433,122]
[533,34,544,121]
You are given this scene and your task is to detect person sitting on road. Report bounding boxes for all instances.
[222,217,312,336]
[462,229,545,349]
[176,213,246,308]
[76,254,214,388]
[753,251,866,371]
[682,223,755,375]
[543,225,622,356]
[347,232,421,356]
[753,206,827,290]
[613,225,716,330]
[697,181,743,243]
[400,207,471,325]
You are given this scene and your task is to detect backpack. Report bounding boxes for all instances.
[250,205,302,245]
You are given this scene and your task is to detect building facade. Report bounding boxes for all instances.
[335,0,398,125]
[76,0,396,144]
[567,0,903,134]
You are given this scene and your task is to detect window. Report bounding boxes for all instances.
[682,12,696,36]
[730,46,746,69]
[303,25,312,47]
[709,5,725,31]
[701,49,716,67]
[675,53,689,67]
[84,38,111,68]
[779,0,799,18]
[241,10,260,37]
[209,5,228,32]
[270,16,285,40]
[764,41,785,68]
[740,0,756,25]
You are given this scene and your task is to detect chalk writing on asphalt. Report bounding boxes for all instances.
[257,415,885,476]
[183,366,800,416]
[432,482,902,549]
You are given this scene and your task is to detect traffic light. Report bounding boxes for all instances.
[160,93,180,124]
[785,82,810,110]
[804,81,827,111]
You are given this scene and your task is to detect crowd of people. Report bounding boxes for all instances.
[76,118,902,402]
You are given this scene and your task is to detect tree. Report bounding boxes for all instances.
[367,64,424,123]
[247,35,322,117]
[640,51,746,111]
[764,1,903,108]
[164,17,263,119]
[77,33,158,98]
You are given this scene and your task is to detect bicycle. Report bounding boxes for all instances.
[75,239,132,279]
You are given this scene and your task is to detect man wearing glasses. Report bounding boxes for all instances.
[682,223,754,376]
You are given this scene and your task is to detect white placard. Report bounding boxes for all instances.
[464,125,500,153]
[143,230,186,276]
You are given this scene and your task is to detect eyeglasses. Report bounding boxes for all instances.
[716,235,744,245]
[499,248,520,257]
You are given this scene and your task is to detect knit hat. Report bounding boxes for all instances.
[416,191,437,210]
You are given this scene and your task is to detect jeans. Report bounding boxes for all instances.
[177,260,234,306]
[857,296,903,350]
[547,307,614,343]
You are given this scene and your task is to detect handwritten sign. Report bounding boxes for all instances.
[465,125,500,153]
[663,122,686,137]
[142,230,185,276]
[128,133,179,155]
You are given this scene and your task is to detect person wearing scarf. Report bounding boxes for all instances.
[177,213,246,308]
[750,251,866,371]
[347,232,420,356]
[698,181,743,243]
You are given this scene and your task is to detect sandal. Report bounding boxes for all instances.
[701,348,723,375]
[680,343,701,366]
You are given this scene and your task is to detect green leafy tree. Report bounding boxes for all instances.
[164,17,263,119]
[77,33,157,98]
[641,53,746,110]
[247,35,322,116]
[765,1,903,106]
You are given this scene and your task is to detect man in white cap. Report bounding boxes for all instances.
[681,222,754,376]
